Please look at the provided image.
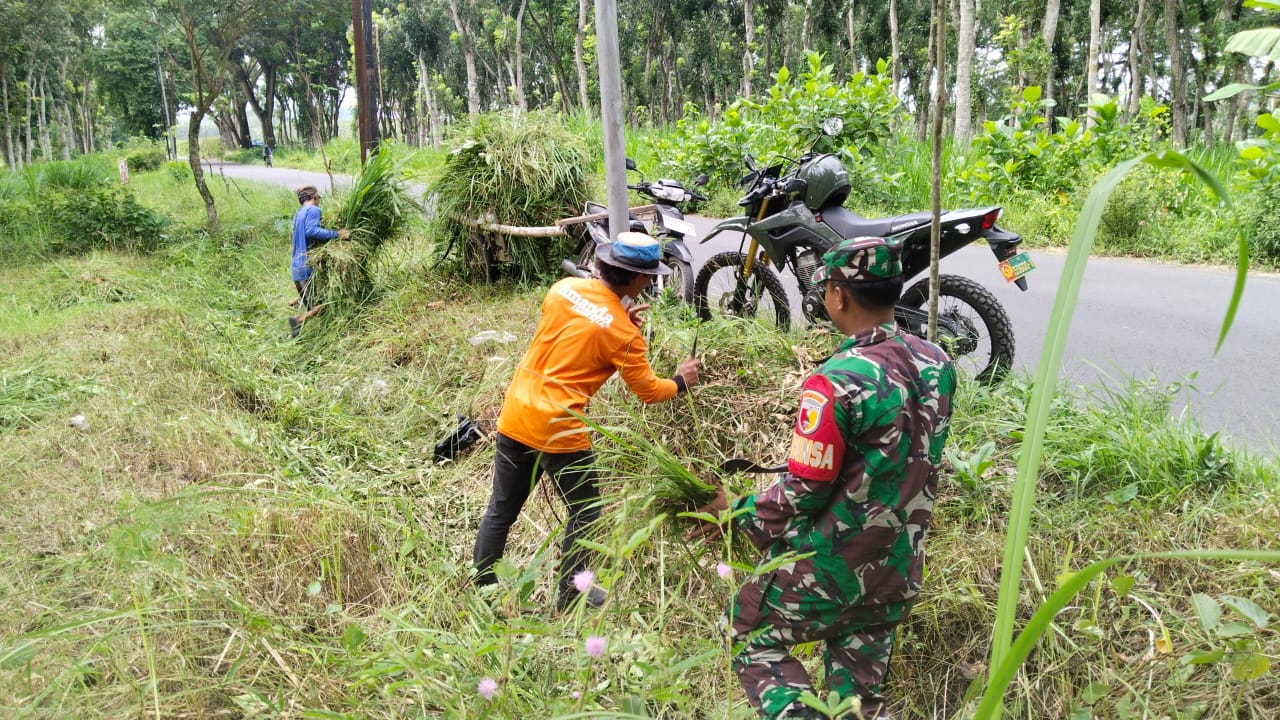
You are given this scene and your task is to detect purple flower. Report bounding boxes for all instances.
[716,562,732,579]
[477,677,498,700]
[585,636,607,658]
[572,690,581,700]
[573,569,594,594]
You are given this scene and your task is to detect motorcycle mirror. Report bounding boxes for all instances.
[694,173,709,188]
[625,157,637,171]
[743,154,757,171]
[822,117,844,136]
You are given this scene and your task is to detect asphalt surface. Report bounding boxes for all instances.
[211,161,1280,453]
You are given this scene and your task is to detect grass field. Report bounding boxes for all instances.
[1,162,1277,718]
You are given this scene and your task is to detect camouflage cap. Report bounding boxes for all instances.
[812,236,902,284]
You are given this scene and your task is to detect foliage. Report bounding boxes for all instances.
[953,88,1172,205]
[651,52,904,188]
[980,148,1248,717]
[47,184,171,254]
[432,110,592,282]
[0,157,169,262]
[166,160,192,183]
[125,145,167,173]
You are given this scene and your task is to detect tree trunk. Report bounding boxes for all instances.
[1126,0,1148,119]
[81,79,95,154]
[1042,0,1061,114]
[447,0,481,115]
[24,58,35,164]
[917,11,936,142]
[58,59,73,160]
[1,64,13,169]
[512,0,528,110]
[1164,0,1187,146]
[801,0,815,52]
[890,0,901,97]
[38,71,52,161]
[954,0,977,145]
[236,61,277,148]
[743,0,755,97]
[188,107,218,229]
[1086,0,1101,128]
[929,0,947,340]
[575,0,591,111]
[232,90,254,147]
[845,1,856,72]
[1223,62,1243,143]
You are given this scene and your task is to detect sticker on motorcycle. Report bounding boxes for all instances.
[998,252,1035,282]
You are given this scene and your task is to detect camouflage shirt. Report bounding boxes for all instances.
[732,322,956,606]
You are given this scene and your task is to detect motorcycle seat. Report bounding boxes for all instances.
[819,206,933,240]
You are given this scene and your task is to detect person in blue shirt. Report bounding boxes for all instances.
[289,185,348,336]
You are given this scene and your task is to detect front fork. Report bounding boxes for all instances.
[739,199,771,278]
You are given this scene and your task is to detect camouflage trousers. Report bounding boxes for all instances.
[725,569,913,720]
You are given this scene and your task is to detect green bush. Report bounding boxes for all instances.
[166,160,192,182]
[1239,180,1280,267]
[39,157,110,191]
[1097,164,1185,245]
[47,184,171,254]
[126,145,167,173]
[651,52,904,188]
[433,110,592,282]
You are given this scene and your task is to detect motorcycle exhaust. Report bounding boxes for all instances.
[561,259,591,279]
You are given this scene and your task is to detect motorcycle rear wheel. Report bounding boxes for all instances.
[897,274,1014,384]
[693,251,791,330]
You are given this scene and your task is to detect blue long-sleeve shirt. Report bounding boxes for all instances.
[291,204,339,281]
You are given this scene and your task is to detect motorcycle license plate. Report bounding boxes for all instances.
[660,214,696,239]
[998,252,1035,282]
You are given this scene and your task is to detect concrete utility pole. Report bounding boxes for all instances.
[352,0,379,165]
[595,0,628,240]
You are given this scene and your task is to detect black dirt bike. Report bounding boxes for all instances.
[693,118,1033,383]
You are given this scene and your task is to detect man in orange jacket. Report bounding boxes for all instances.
[472,232,701,610]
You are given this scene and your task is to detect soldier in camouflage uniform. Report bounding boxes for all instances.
[693,237,956,720]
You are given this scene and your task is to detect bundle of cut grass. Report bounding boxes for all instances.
[433,110,593,282]
[310,145,418,310]
[589,414,755,518]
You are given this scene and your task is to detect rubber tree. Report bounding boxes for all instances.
[157,0,263,229]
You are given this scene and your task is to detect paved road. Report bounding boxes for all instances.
[210,162,1279,452]
[203,160,352,196]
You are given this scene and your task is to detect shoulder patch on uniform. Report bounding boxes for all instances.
[797,389,828,436]
[787,374,845,482]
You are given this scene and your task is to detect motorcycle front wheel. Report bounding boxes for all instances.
[656,256,694,303]
[897,274,1014,384]
[693,251,791,330]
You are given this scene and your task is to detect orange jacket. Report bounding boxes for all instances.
[496,277,679,452]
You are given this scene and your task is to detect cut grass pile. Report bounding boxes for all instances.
[311,145,420,311]
[433,110,593,281]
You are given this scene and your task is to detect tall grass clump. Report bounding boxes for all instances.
[432,110,592,282]
[309,145,418,310]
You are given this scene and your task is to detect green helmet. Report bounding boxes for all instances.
[797,154,850,211]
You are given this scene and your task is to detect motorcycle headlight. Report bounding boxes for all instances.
[653,184,684,201]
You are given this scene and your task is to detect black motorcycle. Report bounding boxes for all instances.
[569,158,707,302]
[693,118,1033,383]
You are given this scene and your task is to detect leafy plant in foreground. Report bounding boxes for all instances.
[975,148,1266,717]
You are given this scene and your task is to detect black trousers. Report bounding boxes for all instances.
[472,432,600,592]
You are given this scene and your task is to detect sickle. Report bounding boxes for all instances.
[720,458,788,474]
